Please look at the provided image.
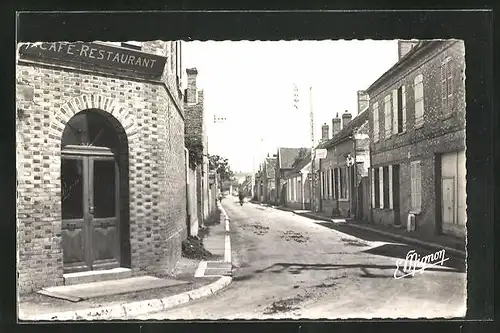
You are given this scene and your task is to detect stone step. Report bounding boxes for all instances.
[63,267,132,286]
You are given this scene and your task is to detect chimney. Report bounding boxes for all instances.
[332,113,341,137]
[342,110,352,128]
[185,67,198,104]
[398,40,419,60]
[357,90,369,114]
[321,123,329,141]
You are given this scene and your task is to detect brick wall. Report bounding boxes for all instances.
[368,40,466,237]
[16,56,187,294]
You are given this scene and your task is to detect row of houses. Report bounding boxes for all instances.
[254,39,466,241]
[16,41,218,294]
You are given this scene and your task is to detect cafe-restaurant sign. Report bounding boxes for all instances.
[18,42,167,79]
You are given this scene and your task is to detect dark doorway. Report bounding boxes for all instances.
[393,165,401,226]
[61,109,130,273]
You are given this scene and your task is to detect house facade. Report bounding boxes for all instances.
[275,147,309,206]
[262,157,277,205]
[16,41,187,294]
[367,40,466,239]
[284,153,312,210]
[317,108,371,220]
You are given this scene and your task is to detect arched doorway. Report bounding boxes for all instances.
[60,109,130,273]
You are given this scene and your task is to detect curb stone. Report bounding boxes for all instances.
[25,276,232,321]
[23,205,233,321]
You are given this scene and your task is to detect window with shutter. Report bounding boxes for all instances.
[388,165,393,209]
[410,160,422,211]
[384,95,392,139]
[320,172,323,199]
[373,102,379,142]
[374,168,380,208]
[392,90,398,135]
[334,168,339,199]
[401,85,407,132]
[330,169,334,199]
[327,169,331,199]
[324,171,327,199]
[371,168,375,208]
[414,74,424,127]
[441,57,453,117]
[379,166,384,208]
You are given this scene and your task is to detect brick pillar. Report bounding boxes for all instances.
[321,123,329,142]
[342,110,352,129]
[332,113,341,136]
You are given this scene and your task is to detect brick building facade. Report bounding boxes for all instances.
[317,108,370,220]
[184,67,211,231]
[367,40,466,239]
[16,41,187,294]
[262,157,277,205]
[275,147,308,206]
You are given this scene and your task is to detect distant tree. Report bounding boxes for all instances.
[185,136,204,170]
[292,148,309,168]
[209,154,234,181]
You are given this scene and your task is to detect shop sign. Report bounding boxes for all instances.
[18,42,167,79]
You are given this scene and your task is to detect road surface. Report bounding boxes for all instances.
[134,200,466,320]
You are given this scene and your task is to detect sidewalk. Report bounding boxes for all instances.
[18,203,232,321]
[271,204,466,258]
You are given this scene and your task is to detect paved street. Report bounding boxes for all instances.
[134,200,466,320]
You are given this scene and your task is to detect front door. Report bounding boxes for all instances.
[442,177,455,225]
[393,165,401,225]
[61,146,120,273]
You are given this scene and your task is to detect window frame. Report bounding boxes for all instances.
[372,102,380,142]
[384,94,392,139]
[441,56,454,118]
[414,74,425,128]
[410,160,422,212]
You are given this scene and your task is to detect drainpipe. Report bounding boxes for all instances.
[184,147,191,237]
[319,158,322,213]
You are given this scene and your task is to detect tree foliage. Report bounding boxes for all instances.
[292,148,310,169]
[208,154,234,181]
[185,136,204,170]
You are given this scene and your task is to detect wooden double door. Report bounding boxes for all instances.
[61,146,121,273]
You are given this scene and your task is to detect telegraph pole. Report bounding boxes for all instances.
[310,86,316,213]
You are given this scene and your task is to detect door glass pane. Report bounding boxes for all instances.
[93,159,116,218]
[62,158,84,219]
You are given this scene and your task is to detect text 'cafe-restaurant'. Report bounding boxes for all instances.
[16,41,188,294]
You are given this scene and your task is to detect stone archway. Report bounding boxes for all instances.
[53,94,137,273]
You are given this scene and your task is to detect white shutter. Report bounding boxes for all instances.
[329,169,332,198]
[416,162,422,210]
[337,168,341,198]
[402,85,407,132]
[373,102,379,142]
[320,172,324,199]
[379,166,384,208]
[371,168,375,208]
[388,165,393,209]
[385,95,391,138]
[392,89,398,134]
[446,58,453,111]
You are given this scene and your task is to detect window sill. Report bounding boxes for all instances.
[397,131,407,136]
[338,198,349,202]
[415,124,424,130]
[409,210,421,215]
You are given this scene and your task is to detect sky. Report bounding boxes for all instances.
[181,40,399,173]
